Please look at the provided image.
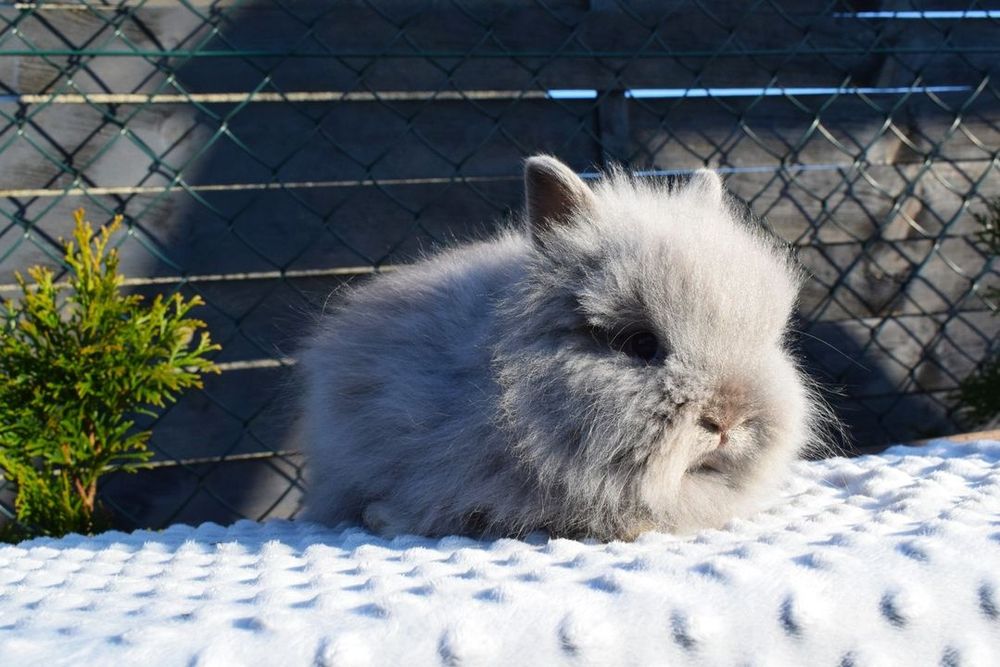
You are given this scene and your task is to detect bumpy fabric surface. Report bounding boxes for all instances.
[2,440,1000,666]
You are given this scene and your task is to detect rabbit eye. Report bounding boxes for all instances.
[580,322,662,362]
[624,330,659,361]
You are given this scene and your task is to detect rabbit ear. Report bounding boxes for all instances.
[687,168,724,204]
[524,155,596,246]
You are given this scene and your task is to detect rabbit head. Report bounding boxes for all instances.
[493,156,819,539]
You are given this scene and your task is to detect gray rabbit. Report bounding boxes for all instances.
[296,155,826,541]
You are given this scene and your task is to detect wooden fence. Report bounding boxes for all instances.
[0,1,996,528]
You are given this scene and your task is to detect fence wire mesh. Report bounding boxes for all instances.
[0,0,996,531]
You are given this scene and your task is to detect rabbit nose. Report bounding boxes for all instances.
[698,416,730,447]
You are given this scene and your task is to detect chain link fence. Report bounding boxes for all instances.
[0,0,996,531]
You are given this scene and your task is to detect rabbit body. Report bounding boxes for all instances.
[298,156,818,540]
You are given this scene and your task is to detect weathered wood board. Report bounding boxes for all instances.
[99,452,305,529]
[1,94,995,276]
[6,1,996,91]
[0,3,890,94]
[0,154,995,280]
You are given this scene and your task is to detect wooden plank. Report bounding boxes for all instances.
[830,391,961,453]
[0,96,995,277]
[0,0,932,11]
[2,95,994,194]
[910,428,1000,445]
[0,163,992,335]
[137,276,336,370]
[0,4,212,94]
[730,161,999,246]
[900,92,1000,163]
[3,2,993,99]
[0,97,600,189]
[630,92,1000,168]
[0,2,902,93]
[870,11,1000,86]
[799,309,997,450]
[0,178,527,279]
[800,310,995,398]
[796,235,994,321]
[98,453,304,529]
[142,365,294,463]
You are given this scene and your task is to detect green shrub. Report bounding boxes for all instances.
[0,211,219,541]
[957,198,999,428]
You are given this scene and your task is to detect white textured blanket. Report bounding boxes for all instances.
[3,440,1000,666]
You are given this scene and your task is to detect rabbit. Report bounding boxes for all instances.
[295,155,826,541]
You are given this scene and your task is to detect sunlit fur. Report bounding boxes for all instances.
[298,157,824,541]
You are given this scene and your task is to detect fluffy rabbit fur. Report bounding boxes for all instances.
[297,155,823,541]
